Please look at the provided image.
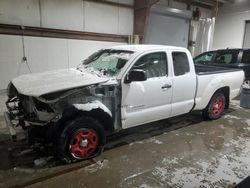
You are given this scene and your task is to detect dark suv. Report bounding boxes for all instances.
[194,49,250,80]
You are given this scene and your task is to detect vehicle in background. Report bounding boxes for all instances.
[194,49,250,80]
[4,45,244,162]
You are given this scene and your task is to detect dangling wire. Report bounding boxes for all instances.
[214,0,219,19]
[17,25,32,75]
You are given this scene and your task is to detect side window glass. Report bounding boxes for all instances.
[242,50,250,64]
[215,51,239,64]
[194,52,214,64]
[172,52,190,76]
[132,52,167,78]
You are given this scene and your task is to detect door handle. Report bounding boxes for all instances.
[161,84,172,89]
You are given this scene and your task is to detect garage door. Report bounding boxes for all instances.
[145,12,190,48]
[243,21,250,48]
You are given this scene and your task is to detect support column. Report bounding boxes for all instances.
[134,0,159,43]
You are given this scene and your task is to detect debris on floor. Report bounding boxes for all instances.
[34,157,53,167]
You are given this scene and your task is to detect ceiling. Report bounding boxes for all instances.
[174,0,235,9]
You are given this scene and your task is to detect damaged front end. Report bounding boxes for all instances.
[5,80,121,143]
[5,83,58,141]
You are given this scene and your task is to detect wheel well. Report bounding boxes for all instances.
[57,106,114,134]
[215,87,230,109]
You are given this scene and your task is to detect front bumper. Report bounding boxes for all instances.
[4,112,17,141]
[4,112,27,141]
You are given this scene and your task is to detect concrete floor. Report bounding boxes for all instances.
[0,91,250,187]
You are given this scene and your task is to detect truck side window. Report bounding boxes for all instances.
[172,52,190,76]
[242,50,250,64]
[215,51,239,64]
[132,52,167,78]
[194,52,214,64]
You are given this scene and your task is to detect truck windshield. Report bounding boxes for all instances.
[81,49,134,76]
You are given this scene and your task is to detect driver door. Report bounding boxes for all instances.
[121,51,173,129]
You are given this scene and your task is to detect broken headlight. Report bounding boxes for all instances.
[7,82,18,98]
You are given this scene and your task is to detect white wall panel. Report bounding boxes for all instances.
[0,35,125,90]
[213,1,250,49]
[0,0,132,89]
[0,35,23,89]
[83,1,133,35]
[41,0,84,30]
[24,37,69,73]
[217,0,250,14]
[0,0,40,26]
[0,0,134,35]
[84,2,119,34]
[118,8,133,35]
[213,14,248,49]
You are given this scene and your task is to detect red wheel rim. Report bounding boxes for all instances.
[211,96,223,116]
[69,129,98,159]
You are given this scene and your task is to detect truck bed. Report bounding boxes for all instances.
[195,64,242,75]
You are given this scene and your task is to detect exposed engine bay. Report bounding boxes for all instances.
[5,81,121,142]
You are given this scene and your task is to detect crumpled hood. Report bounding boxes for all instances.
[12,68,109,97]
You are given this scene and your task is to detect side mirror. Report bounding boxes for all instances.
[125,69,147,83]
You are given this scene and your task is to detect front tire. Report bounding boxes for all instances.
[202,92,226,120]
[55,116,106,162]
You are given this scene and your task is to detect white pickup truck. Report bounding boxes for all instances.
[4,45,244,162]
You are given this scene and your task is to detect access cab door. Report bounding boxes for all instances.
[121,51,173,129]
[170,50,196,117]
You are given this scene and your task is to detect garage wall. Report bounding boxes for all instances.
[0,0,133,34]
[213,1,250,49]
[0,34,125,90]
[0,0,133,90]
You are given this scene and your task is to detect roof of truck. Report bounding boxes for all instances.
[108,45,186,52]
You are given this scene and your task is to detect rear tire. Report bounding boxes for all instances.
[202,92,226,120]
[55,116,105,162]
